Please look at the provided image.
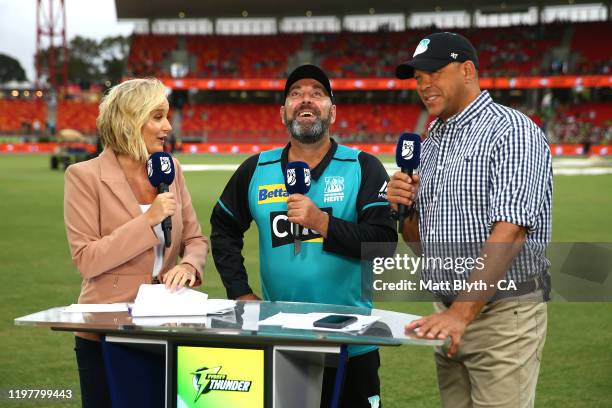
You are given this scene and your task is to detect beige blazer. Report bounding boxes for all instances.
[64,148,208,339]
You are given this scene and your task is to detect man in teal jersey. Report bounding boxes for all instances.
[210,64,397,408]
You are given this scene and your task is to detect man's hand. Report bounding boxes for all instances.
[287,194,329,238]
[237,293,261,301]
[405,307,471,357]
[387,172,420,213]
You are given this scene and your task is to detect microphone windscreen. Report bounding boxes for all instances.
[147,152,175,188]
[285,161,311,195]
[395,133,421,170]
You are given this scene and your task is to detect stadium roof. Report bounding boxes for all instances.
[115,0,609,19]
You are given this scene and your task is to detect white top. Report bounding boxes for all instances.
[139,204,164,277]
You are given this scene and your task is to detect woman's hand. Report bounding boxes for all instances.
[162,263,198,292]
[144,192,176,226]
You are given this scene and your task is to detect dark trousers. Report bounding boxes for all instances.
[74,336,112,408]
[320,350,381,408]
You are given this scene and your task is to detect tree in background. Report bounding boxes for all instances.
[37,35,130,88]
[0,54,27,83]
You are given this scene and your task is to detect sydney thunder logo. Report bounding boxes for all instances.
[191,366,252,402]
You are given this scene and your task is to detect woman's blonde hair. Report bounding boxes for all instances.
[97,78,168,162]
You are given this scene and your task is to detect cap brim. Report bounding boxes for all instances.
[285,64,333,100]
[395,59,451,79]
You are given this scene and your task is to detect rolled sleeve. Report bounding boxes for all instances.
[488,124,552,232]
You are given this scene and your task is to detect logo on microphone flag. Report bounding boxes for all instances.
[304,168,311,187]
[147,160,153,177]
[160,156,172,174]
[286,168,296,186]
[402,140,415,160]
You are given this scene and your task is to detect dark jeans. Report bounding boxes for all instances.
[320,350,382,408]
[74,336,112,408]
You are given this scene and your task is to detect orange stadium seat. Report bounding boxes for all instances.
[57,101,99,133]
[181,103,422,142]
[125,23,583,78]
[571,21,612,74]
[0,100,46,132]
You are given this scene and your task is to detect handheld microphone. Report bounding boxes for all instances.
[284,161,311,255]
[395,133,421,233]
[147,152,175,248]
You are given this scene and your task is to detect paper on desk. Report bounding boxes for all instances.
[130,284,235,317]
[62,303,129,313]
[132,316,211,326]
[258,312,380,332]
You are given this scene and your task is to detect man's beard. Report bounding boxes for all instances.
[284,111,331,144]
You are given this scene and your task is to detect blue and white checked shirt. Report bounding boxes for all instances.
[416,91,553,294]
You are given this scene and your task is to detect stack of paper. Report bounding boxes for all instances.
[130,284,235,317]
[258,312,380,333]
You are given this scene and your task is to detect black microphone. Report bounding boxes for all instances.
[146,152,176,248]
[395,133,422,233]
[284,161,311,255]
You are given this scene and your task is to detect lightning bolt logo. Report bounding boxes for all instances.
[192,366,224,402]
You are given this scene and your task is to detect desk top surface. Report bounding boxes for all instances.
[15,301,443,347]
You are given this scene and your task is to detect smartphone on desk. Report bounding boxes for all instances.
[313,314,358,329]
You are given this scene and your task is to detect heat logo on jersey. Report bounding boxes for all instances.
[324,176,344,203]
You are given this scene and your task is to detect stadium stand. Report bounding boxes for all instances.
[181,103,422,142]
[127,34,178,77]
[0,99,46,132]
[122,22,611,79]
[186,34,304,78]
[1,20,610,148]
[56,101,99,134]
[571,22,612,75]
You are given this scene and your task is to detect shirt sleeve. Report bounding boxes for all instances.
[210,154,259,299]
[323,152,398,259]
[488,121,553,232]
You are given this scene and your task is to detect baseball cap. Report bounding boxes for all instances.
[284,64,334,102]
[396,32,479,79]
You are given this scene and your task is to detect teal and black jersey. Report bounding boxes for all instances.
[210,139,397,356]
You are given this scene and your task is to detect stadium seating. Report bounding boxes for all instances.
[181,103,422,142]
[548,103,612,144]
[56,100,99,133]
[571,21,612,75]
[128,34,179,77]
[125,23,583,78]
[186,34,303,78]
[0,100,46,132]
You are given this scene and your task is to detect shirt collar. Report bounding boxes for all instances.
[428,90,493,136]
[281,138,338,181]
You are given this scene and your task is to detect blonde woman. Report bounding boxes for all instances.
[64,78,208,407]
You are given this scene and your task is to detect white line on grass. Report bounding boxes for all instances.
[182,161,612,176]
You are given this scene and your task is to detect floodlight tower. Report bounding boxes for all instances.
[35,0,68,90]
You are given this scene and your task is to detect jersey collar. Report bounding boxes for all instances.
[281,138,338,182]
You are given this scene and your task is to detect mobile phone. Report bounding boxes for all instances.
[313,314,358,329]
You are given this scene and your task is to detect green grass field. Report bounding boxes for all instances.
[1,154,611,407]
